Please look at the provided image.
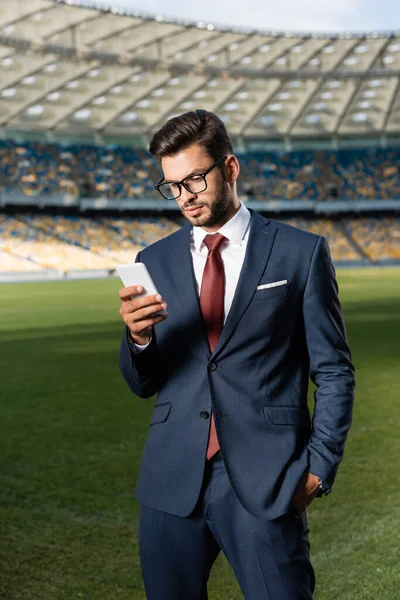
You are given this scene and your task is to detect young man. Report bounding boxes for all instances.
[118,109,355,600]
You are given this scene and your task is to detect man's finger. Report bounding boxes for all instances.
[118,285,146,300]
[129,313,168,336]
[118,287,163,305]
[120,301,167,320]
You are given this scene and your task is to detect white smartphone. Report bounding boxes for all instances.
[117,262,166,314]
[117,262,159,295]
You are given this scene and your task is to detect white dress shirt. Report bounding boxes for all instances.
[191,200,250,323]
[132,200,251,351]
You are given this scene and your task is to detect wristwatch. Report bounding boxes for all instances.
[317,477,331,496]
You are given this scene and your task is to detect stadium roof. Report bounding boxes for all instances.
[1,0,400,141]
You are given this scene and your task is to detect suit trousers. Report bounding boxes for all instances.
[138,453,315,600]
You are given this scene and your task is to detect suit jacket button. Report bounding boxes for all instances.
[208,363,217,371]
[200,411,210,419]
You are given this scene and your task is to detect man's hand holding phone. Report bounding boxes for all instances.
[118,286,168,345]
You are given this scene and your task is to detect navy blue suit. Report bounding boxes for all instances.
[120,209,355,599]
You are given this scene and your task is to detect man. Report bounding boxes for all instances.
[118,109,355,600]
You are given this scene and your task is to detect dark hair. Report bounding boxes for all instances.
[149,109,233,162]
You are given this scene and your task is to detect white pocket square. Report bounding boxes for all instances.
[257,280,288,290]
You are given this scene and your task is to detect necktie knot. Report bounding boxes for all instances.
[203,233,226,253]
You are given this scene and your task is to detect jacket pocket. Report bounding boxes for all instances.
[252,282,291,301]
[150,402,171,425]
[262,405,306,426]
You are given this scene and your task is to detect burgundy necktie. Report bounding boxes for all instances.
[199,233,226,460]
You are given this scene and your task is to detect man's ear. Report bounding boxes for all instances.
[225,155,240,184]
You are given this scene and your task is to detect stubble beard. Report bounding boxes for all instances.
[182,181,232,229]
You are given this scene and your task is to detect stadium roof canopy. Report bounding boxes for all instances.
[1,0,400,142]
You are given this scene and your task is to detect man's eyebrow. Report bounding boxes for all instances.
[164,167,207,182]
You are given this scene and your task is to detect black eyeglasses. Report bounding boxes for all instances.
[155,155,227,200]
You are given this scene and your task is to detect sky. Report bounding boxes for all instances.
[84,0,400,34]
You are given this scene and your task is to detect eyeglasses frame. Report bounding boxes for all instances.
[154,154,228,200]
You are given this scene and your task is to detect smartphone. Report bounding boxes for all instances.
[117,262,166,314]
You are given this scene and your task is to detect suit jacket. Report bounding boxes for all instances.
[119,209,355,521]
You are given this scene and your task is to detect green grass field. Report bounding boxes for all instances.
[1,268,399,600]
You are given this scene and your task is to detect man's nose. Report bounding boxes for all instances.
[179,186,197,205]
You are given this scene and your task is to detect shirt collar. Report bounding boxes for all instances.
[192,200,251,252]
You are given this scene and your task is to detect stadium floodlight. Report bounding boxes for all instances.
[305,114,321,124]
[92,96,107,105]
[88,69,101,78]
[352,112,368,122]
[225,102,239,111]
[344,57,359,66]
[22,76,36,85]
[26,105,44,117]
[1,88,16,98]
[120,112,137,123]
[136,99,151,108]
[260,115,275,125]
[47,91,61,101]
[44,63,59,73]
[327,81,341,88]
[207,24,215,31]
[73,109,91,120]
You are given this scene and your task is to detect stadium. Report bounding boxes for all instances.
[0,1,399,599]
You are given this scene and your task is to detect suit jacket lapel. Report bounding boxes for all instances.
[212,210,278,359]
[168,222,210,361]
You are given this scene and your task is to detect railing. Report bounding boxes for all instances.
[1,191,400,213]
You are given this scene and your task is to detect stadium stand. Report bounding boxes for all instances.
[0,2,399,277]
[1,212,399,273]
[0,214,179,272]
[345,217,400,261]
[2,141,400,202]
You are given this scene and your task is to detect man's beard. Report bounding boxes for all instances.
[182,181,231,228]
